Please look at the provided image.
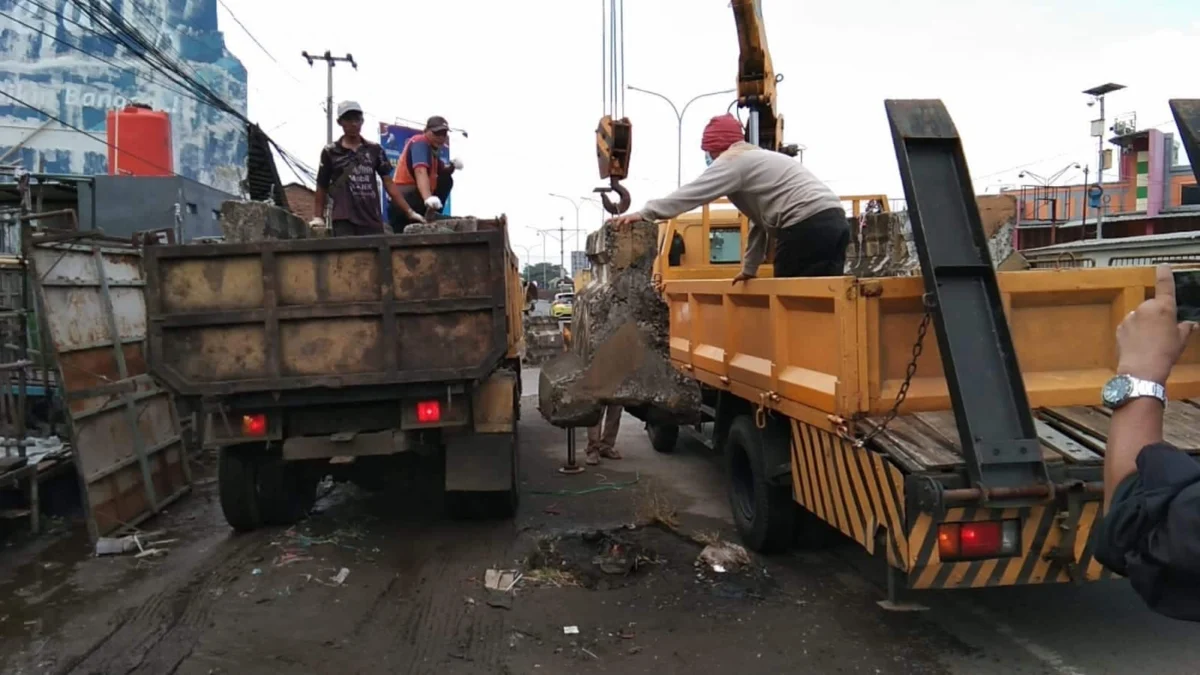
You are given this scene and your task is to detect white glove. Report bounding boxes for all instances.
[424,196,443,211]
[308,216,325,227]
[407,211,426,223]
[451,157,464,171]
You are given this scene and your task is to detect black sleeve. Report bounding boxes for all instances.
[316,148,333,189]
[1096,442,1200,621]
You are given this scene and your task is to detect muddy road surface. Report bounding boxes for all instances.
[3,378,1200,674]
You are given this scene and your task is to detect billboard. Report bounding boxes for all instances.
[0,1,248,194]
[379,123,452,216]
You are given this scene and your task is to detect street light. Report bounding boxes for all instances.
[627,85,736,187]
[1083,82,1126,239]
[1018,163,1082,186]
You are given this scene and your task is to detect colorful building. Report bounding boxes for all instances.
[1007,125,1200,250]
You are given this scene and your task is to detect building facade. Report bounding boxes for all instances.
[0,0,248,194]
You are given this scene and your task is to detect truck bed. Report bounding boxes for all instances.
[144,223,520,397]
[864,402,1200,473]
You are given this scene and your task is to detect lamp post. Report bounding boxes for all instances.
[627,85,735,187]
[1083,83,1126,239]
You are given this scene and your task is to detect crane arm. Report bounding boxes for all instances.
[731,0,797,156]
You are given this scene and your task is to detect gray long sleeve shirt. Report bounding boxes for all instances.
[639,142,844,276]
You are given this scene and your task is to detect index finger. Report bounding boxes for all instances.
[1155,263,1177,306]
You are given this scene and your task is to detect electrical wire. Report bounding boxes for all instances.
[0,89,180,177]
[0,9,232,113]
[215,0,303,84]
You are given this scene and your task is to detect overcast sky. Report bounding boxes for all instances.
[217,0,1198,267]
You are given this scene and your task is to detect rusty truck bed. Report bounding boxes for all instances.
[143,227,517,397]
[864,403,1200,473]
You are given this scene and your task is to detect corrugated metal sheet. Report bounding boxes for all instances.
[30,236,190,540]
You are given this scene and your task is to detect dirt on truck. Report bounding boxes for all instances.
[142,216,526,530]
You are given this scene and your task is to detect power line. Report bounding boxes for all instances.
[215,0,302,83]
[0,9,231,113]
[973,117,1180,181]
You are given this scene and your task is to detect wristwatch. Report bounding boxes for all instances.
[1101,373,1167,409]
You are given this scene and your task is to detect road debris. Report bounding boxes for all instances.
[563,626,580,635]
[331,567,350,586]
[698,541,751,573]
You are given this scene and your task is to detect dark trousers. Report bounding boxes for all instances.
[388,172,455,230]
[774,207,851,278]
[331,219,385,237]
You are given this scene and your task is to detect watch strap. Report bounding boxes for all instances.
[1127,376,1167,406]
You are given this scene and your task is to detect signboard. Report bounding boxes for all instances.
[379,123,452,216]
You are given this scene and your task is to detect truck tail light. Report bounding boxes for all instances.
[416,400,441,423]
[242,414,267,437]
[937,520,1020,561]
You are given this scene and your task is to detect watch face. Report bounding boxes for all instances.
[1102,376,1132,407]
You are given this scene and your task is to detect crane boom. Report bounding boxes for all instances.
[731,0,798,157]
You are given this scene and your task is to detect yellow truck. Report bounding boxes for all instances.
[646,99,1200,600]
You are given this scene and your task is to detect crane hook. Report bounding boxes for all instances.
[599,178,632,215]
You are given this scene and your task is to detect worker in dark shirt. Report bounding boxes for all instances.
[389,115,461,230]
[312,101,423,236]
[1096,263,1200,620]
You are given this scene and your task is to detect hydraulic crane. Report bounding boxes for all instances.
[731,0,800,157]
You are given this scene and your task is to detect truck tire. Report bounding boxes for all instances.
[218,446,262,532]
[724,415,796,554]
[646,421,679,454]
[218,446,312,531]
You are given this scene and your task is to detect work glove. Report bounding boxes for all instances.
[451,158,464,171]
[424,196,443,211]
[307,216,329,238]
[407,211,426,223]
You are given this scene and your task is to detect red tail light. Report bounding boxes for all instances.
[937,520,1020,561]
[242,414,267,437]
[416,400,441,423]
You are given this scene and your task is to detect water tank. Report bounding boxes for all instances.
[106,105,174,176]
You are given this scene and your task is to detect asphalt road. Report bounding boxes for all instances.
[0,369,1196,674]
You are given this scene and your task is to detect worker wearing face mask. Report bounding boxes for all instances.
[610,113,849,283]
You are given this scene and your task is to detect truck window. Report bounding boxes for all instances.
[709,228,741,264]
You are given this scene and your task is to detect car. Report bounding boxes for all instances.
[551,292,574,318]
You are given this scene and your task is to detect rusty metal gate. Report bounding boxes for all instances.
[29,235,190,540]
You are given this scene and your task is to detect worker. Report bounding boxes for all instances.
[311,101,424,236]
[388,115,463,230]
[586,405,623,465]
[610,113,849,282]
[1096,264,1200,621]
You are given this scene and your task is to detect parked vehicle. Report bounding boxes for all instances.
[142,217,526,530]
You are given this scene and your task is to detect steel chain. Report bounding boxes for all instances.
[854,311,932,448]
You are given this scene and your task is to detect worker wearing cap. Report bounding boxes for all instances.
[388,115,462,230]
[611,114,849,282]
[312,101,424,236]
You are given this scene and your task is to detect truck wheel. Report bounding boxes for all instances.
[646,421,679,454]
[218,446,262,532]
[256,457,312,527]
[724,415,796,554]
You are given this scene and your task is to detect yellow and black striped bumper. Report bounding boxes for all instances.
[789,420,1116,590]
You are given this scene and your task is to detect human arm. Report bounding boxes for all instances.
[739,221,768,280]
[638,158,745,222]
[1106,264,1198,507]
[313,147,332,223]
[1093,264,1200,620]
[408,140,435,201]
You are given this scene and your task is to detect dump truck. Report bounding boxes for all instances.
[632,99,1200,601]
[142,217,526,530]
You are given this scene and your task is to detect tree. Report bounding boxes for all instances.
[522,263,567,287]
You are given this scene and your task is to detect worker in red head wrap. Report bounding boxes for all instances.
[611,113,849,283]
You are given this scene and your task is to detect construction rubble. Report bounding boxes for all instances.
[538,219,702,429]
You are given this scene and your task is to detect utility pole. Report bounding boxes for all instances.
[1083,83,1125,240]
[529,220,579,286]
[302,50,358,144]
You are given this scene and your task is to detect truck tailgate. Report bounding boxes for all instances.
[144,231,508,396]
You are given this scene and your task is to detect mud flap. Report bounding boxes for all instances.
[444,432,515,492]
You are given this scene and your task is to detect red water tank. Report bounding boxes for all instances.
[106,105,174,176]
